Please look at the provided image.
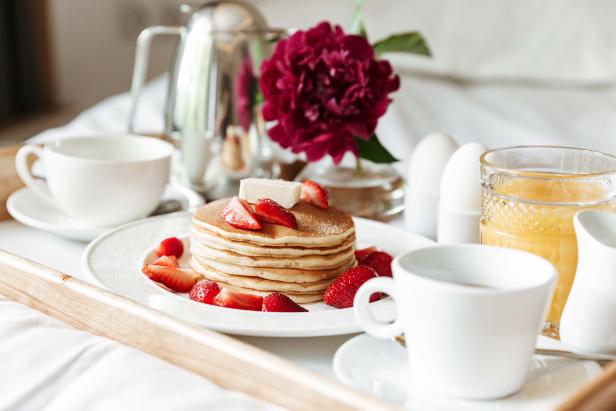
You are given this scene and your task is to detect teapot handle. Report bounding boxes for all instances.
[128,26,184,134]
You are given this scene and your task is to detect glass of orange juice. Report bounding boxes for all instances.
[480,146,616,337]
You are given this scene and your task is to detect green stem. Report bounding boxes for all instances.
[355,156,363,173]
[350,0,367,38]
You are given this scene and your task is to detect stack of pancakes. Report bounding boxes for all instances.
[190,199,356,303]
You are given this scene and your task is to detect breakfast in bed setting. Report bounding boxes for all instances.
[2,1,616,410]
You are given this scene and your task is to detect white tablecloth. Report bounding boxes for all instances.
[3,71,616,410]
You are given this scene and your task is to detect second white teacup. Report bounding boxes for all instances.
[16,135,174,228]
[354,244,557,400]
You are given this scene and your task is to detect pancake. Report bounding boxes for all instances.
[191,256,335,293]
[193,199,355,246]
[193,255,355,282]
[191,240,355,269]
[189,197,357,303]
[191,225,355,257]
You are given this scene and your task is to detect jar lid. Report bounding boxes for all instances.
[185,0,270,33]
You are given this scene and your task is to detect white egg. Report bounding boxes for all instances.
[405,133,458,239]
[407,133,458,194]
[439,143,488,213]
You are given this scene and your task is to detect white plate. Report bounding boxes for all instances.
[7,184,204,242]
[82,212,433,337]
[333,334,603,410]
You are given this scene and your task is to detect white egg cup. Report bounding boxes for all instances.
[437,203,481,244]
[405,188,440,240]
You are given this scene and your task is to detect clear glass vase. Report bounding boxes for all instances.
[300,158,404,219]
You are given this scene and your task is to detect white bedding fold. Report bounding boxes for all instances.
[0,298,280,411]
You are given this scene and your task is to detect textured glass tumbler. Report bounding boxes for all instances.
[480,146,616,337]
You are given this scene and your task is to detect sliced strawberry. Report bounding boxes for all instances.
[262,292,308,312]
[142,264,196,293]
[189,280,220,304]
[354,246,377,264]
[363,251,393,277]
[156,237,184,258]
[300,180,329,209]
[222,197,262,230]
[254,198,298,229]
[324,265,381,309]
[213,289,263,311]
[152,255,180,268]
[153,281,174,293]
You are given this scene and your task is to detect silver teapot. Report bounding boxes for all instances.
[128,0,285,198]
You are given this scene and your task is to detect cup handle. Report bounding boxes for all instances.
[354,277,404,339]
[15,145,56,205]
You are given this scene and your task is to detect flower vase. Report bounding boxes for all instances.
[300,159,404,219]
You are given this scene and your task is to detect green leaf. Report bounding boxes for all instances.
[252,76,264,107]
[355,134,398,163]
[373,32,431,57]
[350,0,368,38]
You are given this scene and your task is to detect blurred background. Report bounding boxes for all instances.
[2,0,616,151]
[0,0,181,143]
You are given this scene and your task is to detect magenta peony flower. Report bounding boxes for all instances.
[235,56,254,132]
[260,22,400,164]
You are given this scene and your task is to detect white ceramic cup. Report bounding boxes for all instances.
[354,244,557,400]
[16,135,174,227]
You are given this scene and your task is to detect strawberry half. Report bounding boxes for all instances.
[152,255,180,268]
[213,289,263,311]
[189,280,220,304]
[254,198,298,229]
[156,237,184,258]
[222,197,262,230]
[142,264,197,293]
[300,180,329,209]
[354,246,377,264]
[324,265,381,309]
[262,292,308,312]
[363,251,393,277]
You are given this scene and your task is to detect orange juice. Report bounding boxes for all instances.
[481,178,613,330]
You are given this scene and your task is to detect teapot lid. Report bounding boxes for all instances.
[186,0,269,33]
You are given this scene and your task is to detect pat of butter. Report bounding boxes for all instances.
[239,178,301,209]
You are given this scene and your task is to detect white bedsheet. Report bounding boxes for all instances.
[3,71,616,410]
[0,300,277,411]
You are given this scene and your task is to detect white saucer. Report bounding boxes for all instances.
[333,334,602,410]
[7,184,204,242]
[82,212,434,337]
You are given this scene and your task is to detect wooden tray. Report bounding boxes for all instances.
[0,141,614,410]
[0,250,399,411]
